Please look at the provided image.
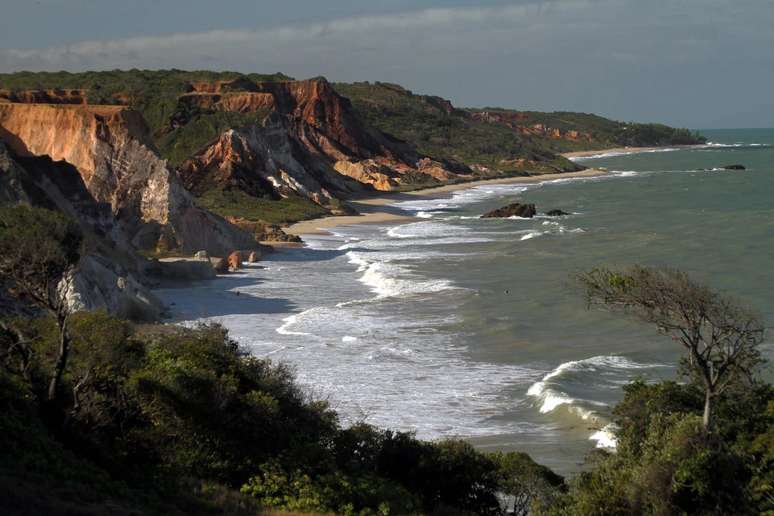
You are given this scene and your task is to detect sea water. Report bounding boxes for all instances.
[157,129,774,475]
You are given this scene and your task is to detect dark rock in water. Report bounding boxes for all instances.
[723,164,746,170]
[481,203,536,218]
[545,209,571,217]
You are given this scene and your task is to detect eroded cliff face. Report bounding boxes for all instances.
[180,116,346,204]
[0,143,164,320]
[0,103,255,255]
[179,78,468,201]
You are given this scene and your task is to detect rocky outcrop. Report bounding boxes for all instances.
[179,116,344,204]
[63,255,163,321]
[481,203,536,219]
[545,209,571,216]
[0,103,255,255]
[210,257,228,273]
[228,251,242,271]
[0,142,164,320]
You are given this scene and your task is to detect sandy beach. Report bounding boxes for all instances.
[286,167,607,235]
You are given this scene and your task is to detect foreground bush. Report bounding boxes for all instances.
[1,312,564,514]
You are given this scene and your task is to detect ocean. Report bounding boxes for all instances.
[157,128,774,475]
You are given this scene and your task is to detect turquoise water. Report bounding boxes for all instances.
[158,129,774,475]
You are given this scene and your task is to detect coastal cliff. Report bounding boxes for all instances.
[0,102,255,255]
[0,142,164,320]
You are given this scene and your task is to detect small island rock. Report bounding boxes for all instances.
[481,203,536,219]
[545,209,571,217]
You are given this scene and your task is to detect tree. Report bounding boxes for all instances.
[578,265,765,430]
[0,205,82,402]
[490,451,565,515]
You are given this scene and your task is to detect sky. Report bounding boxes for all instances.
[0,0,772,128]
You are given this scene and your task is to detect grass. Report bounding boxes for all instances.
[196,189,330,225]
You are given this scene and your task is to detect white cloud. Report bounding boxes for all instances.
[1,0,771,127]
[0,2,575,71]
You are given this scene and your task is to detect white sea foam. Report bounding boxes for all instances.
[520,231,542,241]
[590,423,619,449]
[387,221,471,239]
[527,355,668,448]
[704,141,768,148]
[347,251,457,298]
[276,313,312,336]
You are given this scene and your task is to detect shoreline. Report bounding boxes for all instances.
[561,144,700,159]
[285,167,608,236]
[284,143,695,237]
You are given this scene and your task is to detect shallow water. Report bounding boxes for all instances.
[157,129,774,475]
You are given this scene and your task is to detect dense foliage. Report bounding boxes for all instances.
[333,82,581,174]
[478,109,707,152]
[334,82,705,164]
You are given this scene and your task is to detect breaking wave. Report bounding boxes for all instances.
[346,251,457,299]
[527,355,667,449]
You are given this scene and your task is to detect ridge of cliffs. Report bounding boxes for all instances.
[0,70,705,232]
[0,102,256,255]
